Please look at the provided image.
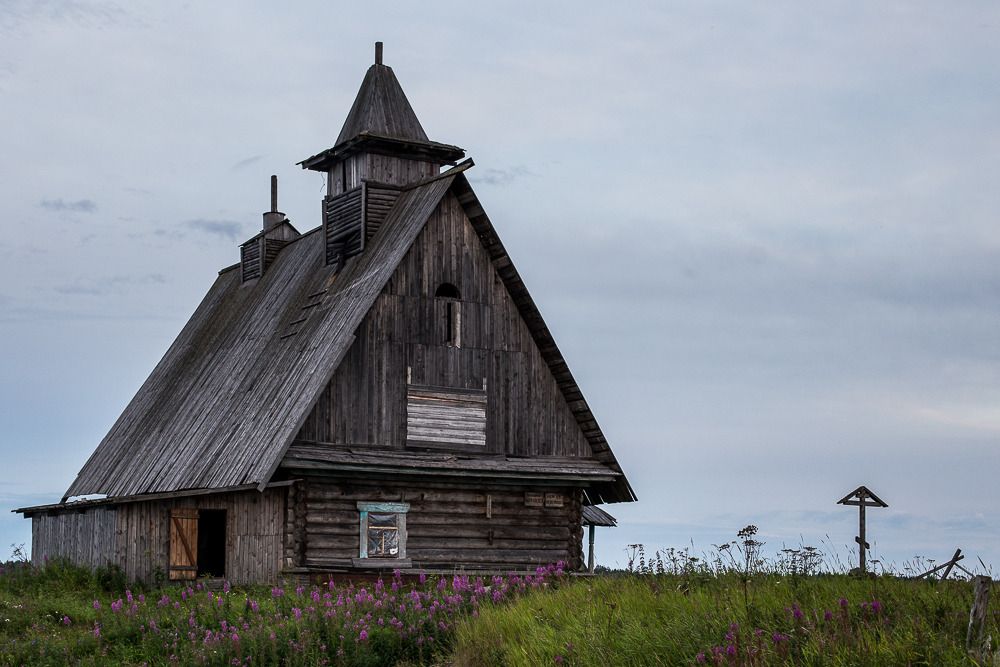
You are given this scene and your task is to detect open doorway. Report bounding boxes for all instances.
[196,509,226,578]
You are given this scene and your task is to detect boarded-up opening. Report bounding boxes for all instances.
[168,508,198,580]
[406,385,486,448]
[196,509,226,577]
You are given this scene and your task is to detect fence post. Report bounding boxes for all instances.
[966,575,992,660]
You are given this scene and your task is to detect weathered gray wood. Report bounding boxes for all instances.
[966,576,991,659]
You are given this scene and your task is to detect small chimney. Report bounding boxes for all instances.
[263,175,286,229]
[375,41,383,65]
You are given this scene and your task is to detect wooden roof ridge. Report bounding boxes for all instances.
[450,173,637,504]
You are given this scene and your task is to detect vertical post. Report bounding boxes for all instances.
[588,524,596,574]
[966,576,992,659]
[270,175,278,213]
[375,41,383,65]
[858,489,867,574]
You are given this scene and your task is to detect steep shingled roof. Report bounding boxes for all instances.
[64,175,456,500]
[60,169,635,505]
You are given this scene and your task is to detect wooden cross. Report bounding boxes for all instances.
[837,485,887,574]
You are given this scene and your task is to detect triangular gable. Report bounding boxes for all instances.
[65,166,634,505]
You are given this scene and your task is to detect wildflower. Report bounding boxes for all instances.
[62,615,71,626]
[554,656,563,664]
[419,572,427,585]
[359,629,368,641]
[292,607,302,620]
[839,597,848,609]
[792,604,803,621]
[295,585,304,597]
[223,581,231,594]
[695,653,706,664]
[92,599,101,610]
[824,610,833,622]
[772,632,788,644]
[111,599,123,613]
[871,599,882,614]
[93,623,101,638]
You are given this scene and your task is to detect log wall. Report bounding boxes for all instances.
[296,475,584,571]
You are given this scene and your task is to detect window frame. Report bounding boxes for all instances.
[354,501,411,568]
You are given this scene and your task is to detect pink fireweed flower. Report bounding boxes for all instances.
[62,615,71,626]
[271,587,284,598]
[223,581,231,594]
[359,629,368,641]
[292,607,302,620]
[92,599,101,610]
[295,585,304,597]
[839,597,848,609]
[93,623,101,638]
[111,599,123,613]
[871,600,882,614]
[824,610,833,622]
[419,572,427,585]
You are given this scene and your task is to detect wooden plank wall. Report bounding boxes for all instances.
[297,191,593,459]
[29,488,286,584]
[114,488,286,584]
[299,476,583,571]
[31,507,117,570]
[328,155,438,197]
[240,238,262,282]
[324,187,364,265]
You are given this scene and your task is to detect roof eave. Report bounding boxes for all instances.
[299,133,466,172]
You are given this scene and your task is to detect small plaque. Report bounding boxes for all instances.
[544,493,564,508]
[524,492,544,507]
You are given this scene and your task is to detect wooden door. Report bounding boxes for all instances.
[169,508,198,580]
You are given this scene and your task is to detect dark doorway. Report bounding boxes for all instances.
[196,509,226,578]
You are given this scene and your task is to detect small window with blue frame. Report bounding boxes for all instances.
[356,502,410,564]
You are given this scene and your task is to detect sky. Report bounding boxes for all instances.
[1,1,999,574]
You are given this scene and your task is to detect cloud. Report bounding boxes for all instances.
[0,1,127,32]
[469,166,532,187]
[185,219,244,241]
[54,273,167,297]
[39,198,98,213]
[231,155,265,171]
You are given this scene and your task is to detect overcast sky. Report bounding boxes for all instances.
[2,1,999,573]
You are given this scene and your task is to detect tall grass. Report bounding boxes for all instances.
[453,572,999,665]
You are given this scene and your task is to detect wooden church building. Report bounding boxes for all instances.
[16,44,636,584]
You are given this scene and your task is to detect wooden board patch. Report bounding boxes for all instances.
[406,385,487,448]
[524,492,544,507]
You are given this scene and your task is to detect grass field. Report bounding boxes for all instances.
[1,536,997,666]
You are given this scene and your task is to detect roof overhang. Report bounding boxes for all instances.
[14,480,297,516]
[281,444,620,485]
[299,133,466,172]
